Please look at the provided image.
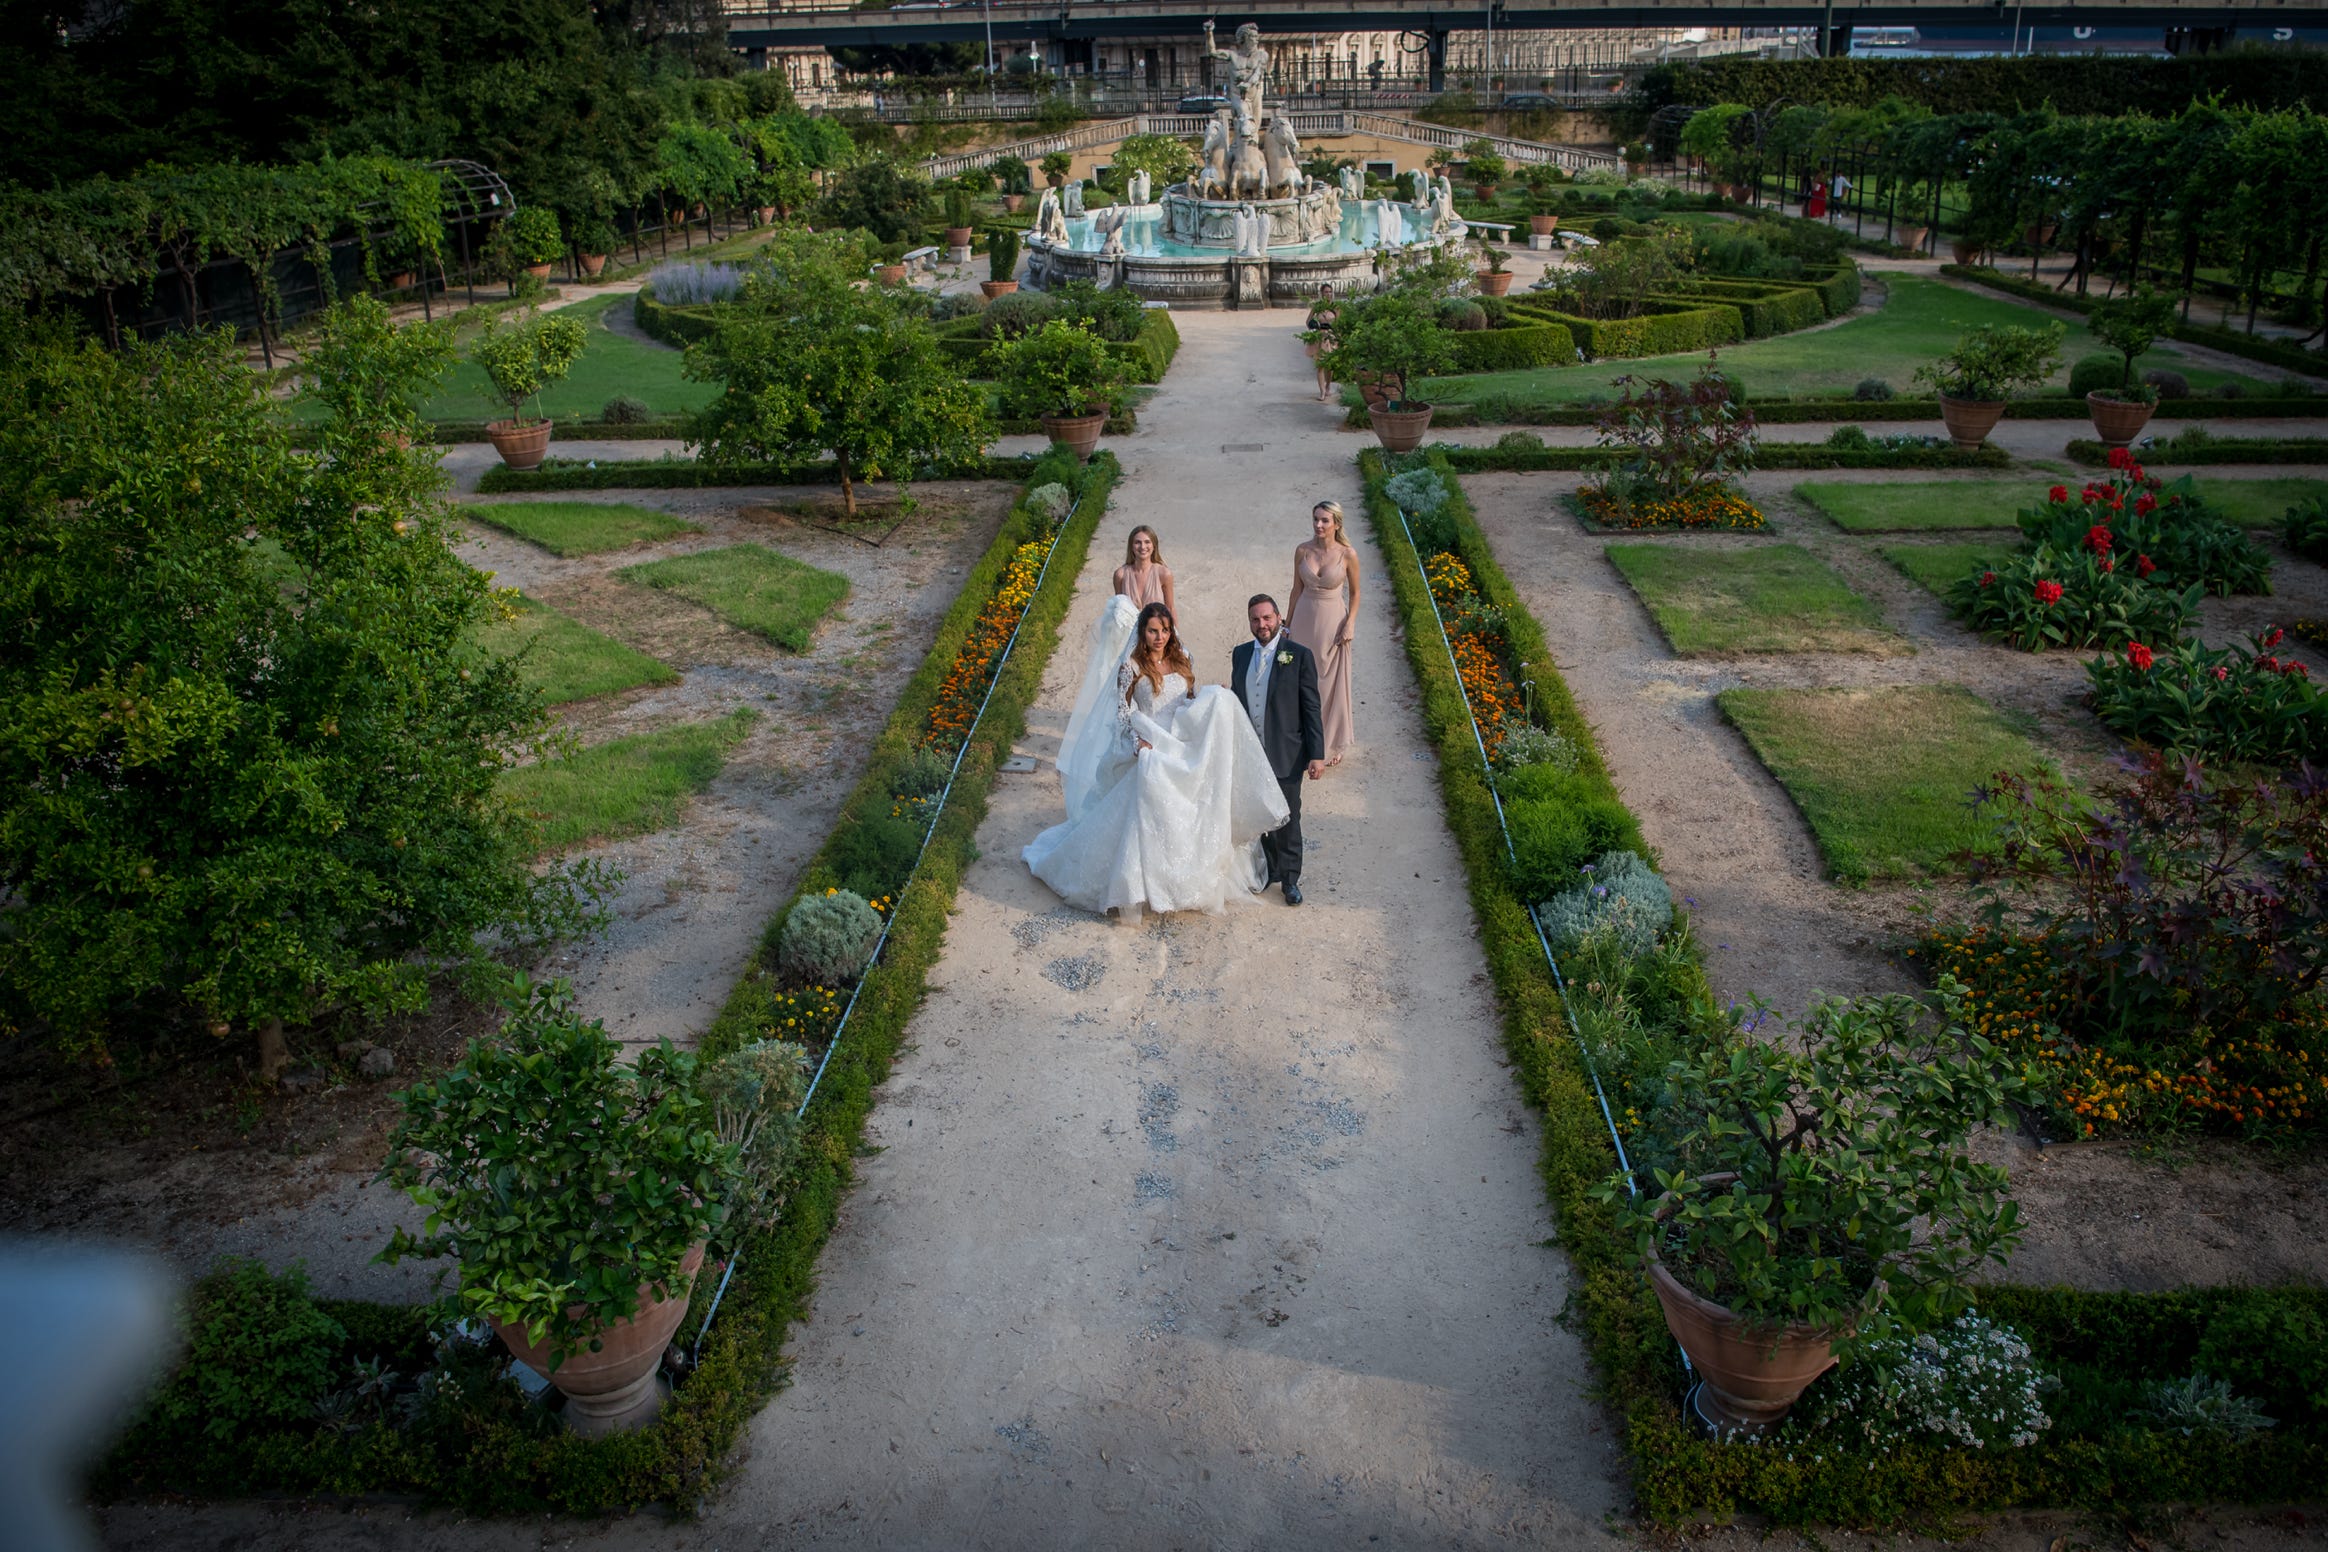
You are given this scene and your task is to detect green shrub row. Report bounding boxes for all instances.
[1449,320,1576,372]
[632,287,722,348]
[1400,396,2324,429]
[474,452,1048,494]
[1803,259,1864,317]
[2065,436,2328,468]
[1508,298,1743,360]
[1940,265,2328,379]
[1667,278,1828,339]
[423,416,693,443]
[1361,445,2326,1525]
[1435,441,2011,472]
[93,452,1119,1513]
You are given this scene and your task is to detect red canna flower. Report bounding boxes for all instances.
[2135,554,2156,577]
[2086,524,2113,555]
[2101,558,2115,572]
[2048,484,2068,503]
[2108,446,2133,471]
[1979,570,1997,587]
[2264,627,2286,649]
[2214,665,2231,681]
[2126,641,2154,670]
[2135,493,2157,516]
[2034,579,2064,605]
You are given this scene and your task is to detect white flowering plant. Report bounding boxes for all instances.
[1806,1309,2055,1451]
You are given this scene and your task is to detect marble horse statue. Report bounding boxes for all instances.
[1197,111,1233,198]
[1262,116,1304,200]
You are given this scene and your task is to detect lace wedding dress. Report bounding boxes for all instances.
[1023,596,1289,916]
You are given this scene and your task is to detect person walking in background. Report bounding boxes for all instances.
[1286,500,1360,766]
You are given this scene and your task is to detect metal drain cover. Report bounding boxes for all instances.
[1220,442,1265,453]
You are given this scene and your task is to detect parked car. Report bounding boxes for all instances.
[1176,93,1230,114]
[1499,92,1562,110]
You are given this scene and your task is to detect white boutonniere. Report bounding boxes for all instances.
[1276,650,1294,665]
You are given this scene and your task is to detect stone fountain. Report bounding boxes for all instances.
[1021,22,1460,308]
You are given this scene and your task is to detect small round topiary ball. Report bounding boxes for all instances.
[777,888,883,989]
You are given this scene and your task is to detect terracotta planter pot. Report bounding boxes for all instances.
[1950,237,1982,266]
[1476,270,1514,296]
[1646,1260,1842,1435]
[1936,393,2007,452]
[579,253,607,278]
[1003,193,1026,213]
[386,271,416,291]
[1368,403,1435,453]
[980,280,1020,300]
[1895,225,1929,254]
[2086,391,2156,448]
[944,226,974,249]
[1039,410,1108,463]
[876,263,907,286]
[484,417,552,471]
[757,206,778,224]
[491,1243,705,1439]
[1046,172,1065,188]
[1473,183,1497,202]
[1529,214,1558,237]
[524,262,554,280]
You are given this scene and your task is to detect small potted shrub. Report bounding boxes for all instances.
[505,206,564,281]
[377,976,734,1438]
[1475,241,1513,297]
[1462,138,1507,202]
[1325,294,1460,452]
[1913,322,2064,450]
[1622,142,1650,177]
[1602,985,2025,1433]
[991,318,1130,461]
[943,187,976,252]
[473,309,587,469]
[1040,150,1074,190]
[875,240,910,287]
[1524,165,1562,237]
[573,217,617,279]
[2084,292,2175,448]
[983,226,1021,299]
[992,155,1032,212]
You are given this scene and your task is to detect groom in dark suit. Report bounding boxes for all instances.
[1231,594,1325,904]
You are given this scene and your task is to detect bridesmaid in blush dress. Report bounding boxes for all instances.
[1286,500,1360,765]
[1112,525,1175,616]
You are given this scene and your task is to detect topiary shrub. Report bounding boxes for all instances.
[1499,766,1645,902]
[826,813,923,901]
[1024,481,1073,525]
[2143,368,2190,399]
[148,1260,347,1442]
[600,395,654,424]
[1495,430,1546,452]
[981,290,1058,340]
[776,888,883,987]
[1853,377,1896,401]
[1827,424,1875,449]
[1536,849,1672,958]
[1437,298,1489,332]
[2068,352,2125,399]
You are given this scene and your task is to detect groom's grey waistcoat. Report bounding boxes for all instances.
[1231,634,1325,780]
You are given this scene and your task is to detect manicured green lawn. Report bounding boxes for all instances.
[424,294,716,422]
[618,544,850,651]
[1418,275,2273,408]
[502,708,757,851]
[463,500,700,557]
[1802,475,2328,533]
[1881,540,2012,596]
[1717,684,2057,883]
[1606,542,1907,655]
[477,594,676,705]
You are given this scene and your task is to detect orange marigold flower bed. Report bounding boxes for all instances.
[925,538,1048,755]
[1917,925,2328,1140]
[1576,484,1767,533]
[1425,550,1525,756]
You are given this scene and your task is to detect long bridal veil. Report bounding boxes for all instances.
[1055,593,1141,821]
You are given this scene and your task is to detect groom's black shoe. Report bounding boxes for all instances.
[1283,880,1304,906]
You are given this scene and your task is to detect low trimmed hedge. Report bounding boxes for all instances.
[1435,441,2013,472]
[1361,445,2328,1527]
[1803,259,1863,317]
[1508,298,1743,360]
[1941,264,2328,380]
[2066,436,2328,467]
[632,287,722,347]
[1449,319,1576,372]
[93,452,1120,1513]
[473,452,1055,494]
[425,416,692,443]
[1386,395,2328,429]
[1666,278,1828,339]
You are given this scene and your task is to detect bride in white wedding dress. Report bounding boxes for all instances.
[1024,597,1289,916]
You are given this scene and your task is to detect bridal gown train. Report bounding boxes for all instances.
[1023,618,1289,916]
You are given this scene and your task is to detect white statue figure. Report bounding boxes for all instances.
[1203,20,1270,140]
[1262,116,1304,200]
[1408,167,1431,207]
[1198,110,1233,199]
[1229,134,1270,201]
[1234,203,1269,258]
[1432,174,1460,234]
[1378,199,1404,247]
[1035,186,1067,243]
[1339,163,1364,200]
[1063,179,1085,218]
[1102,227,1125,257]
[1129,169,1151,205]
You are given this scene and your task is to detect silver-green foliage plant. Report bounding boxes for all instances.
[777,888,882,988]
[1024,481,1073,525]
[697,1038,813,1239]
[1538,849,1671,958]
[1493,718,1578,774]
[1806,1309,2055,1450]
[2140,1374,2276,1437]
[1383,466,1448,516]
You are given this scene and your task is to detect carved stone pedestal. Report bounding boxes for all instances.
[1229,259,1270,309]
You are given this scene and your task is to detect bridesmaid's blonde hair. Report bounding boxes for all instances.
[1311,501,1345,544]
[1123,525,1164,566]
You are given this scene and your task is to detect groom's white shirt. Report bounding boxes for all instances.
[1243,629,1283,737]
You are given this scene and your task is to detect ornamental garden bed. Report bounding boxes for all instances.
[1799,476,2328,533]
[2069,434,2328,468]
[475,452,1053,495]
[1566,486,1770,533]
[78,453,1117,1511]
[1437,437,2015,473]
[1383,394,2328,427]
[1941,264,2328,381]
[1367,445,2328,1527]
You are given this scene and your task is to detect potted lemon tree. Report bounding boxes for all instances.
[991,317,1130,461]
[377,976,734,1438]
[1914,322,2063,450]
[1602,986,2026,1434]
[2084,293,2176,448]
[474,309,587,470]
[1324,293,1459,453]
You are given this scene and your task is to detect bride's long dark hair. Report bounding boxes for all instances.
[1130,602,1195,700]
